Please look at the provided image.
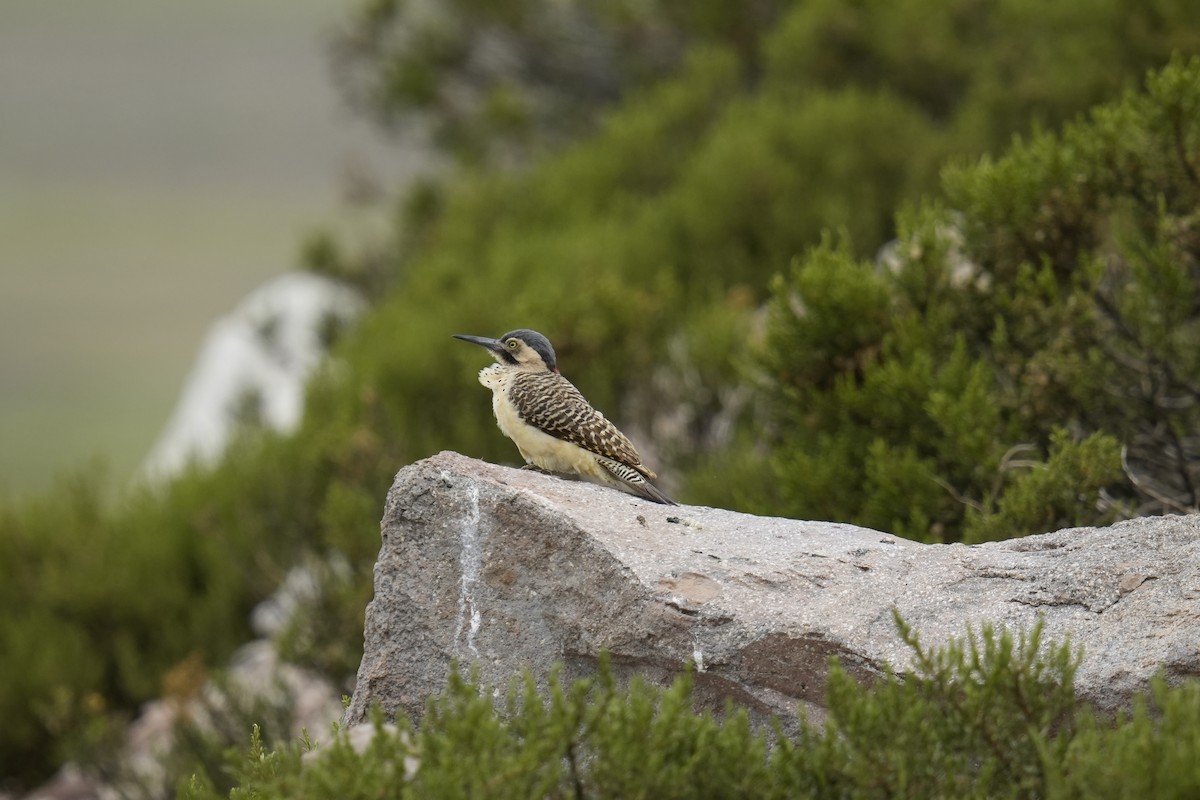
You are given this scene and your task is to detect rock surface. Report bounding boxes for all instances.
[345,451,1200,728]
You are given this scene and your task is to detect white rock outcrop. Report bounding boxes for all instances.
[141,272,363,480]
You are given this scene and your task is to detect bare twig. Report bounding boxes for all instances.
[1121,445,1196,514]
[998,443,1039,467]
[931,475,984,512]
[1164,421,1199,508]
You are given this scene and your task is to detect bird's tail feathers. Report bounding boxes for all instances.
[636,480,678,506]
[598,457,678,505]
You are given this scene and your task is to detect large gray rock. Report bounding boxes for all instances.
[345,451,1200,728]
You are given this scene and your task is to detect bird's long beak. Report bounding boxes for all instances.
[453,333,506,358]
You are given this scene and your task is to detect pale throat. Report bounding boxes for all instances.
[477,363,506,390]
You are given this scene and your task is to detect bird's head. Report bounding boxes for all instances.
[453,329,559,373]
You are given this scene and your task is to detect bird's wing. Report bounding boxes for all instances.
[508,371,654,477]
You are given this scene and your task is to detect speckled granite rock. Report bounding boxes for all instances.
[344,451,1200,728]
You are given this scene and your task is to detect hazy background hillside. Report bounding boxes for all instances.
[0,0,421,495]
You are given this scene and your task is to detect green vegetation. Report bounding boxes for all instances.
[181,619,1200,799]
[4,0,1200,791]
[0,436,307,788]
[746,55,1200,540]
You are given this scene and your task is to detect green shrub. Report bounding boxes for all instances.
[183,619,1200,799]
[667,87,939,288]
[0,434,324,788]
[1063,679,1200,799]
[331,0,801,165]
[746,56,1200,541]
[764,0,1200,153]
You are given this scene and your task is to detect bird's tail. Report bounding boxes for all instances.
[635,480,678,506]
[598,457,678,505]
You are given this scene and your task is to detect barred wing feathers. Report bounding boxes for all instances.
[507,371,656,480]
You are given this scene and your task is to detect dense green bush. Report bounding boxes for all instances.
[326,0,1200,295]
[333,0,1200,170]
[182,620,1200,799]
[331,0,800,165]
[764,0,1200,151]
[741,55,1200,541]
[0,435,319,788]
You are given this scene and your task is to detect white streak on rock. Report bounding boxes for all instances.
[453,478,483,656]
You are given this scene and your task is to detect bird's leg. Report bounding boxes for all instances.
[520,464,553,474]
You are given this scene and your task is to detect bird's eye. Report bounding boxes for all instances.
[507,339,519,349]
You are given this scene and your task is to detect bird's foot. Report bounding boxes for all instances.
[520,464,553,474]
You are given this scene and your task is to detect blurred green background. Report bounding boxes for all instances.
[0,0,414,496]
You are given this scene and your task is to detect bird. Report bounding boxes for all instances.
[453,329,676,505]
